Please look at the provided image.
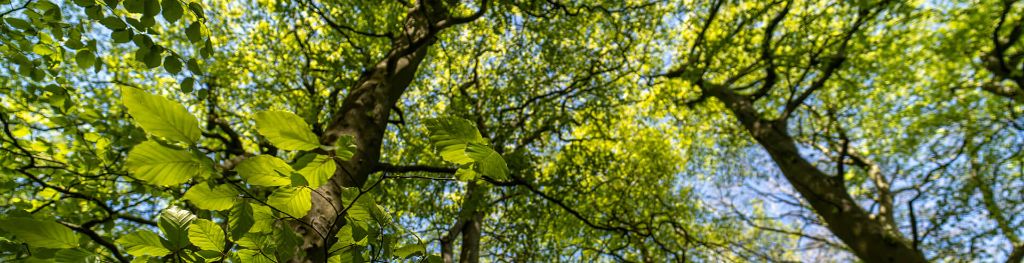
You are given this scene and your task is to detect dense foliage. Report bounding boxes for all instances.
[1,0,1022,262]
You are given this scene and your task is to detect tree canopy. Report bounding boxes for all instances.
[1,0,1022,262]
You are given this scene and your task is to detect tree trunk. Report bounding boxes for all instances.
[705,87,928,263]
[1008,244,1024,263]
[287,1,469,261]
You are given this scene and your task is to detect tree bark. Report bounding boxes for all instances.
[1009,244,1024,263]
[704,86,928,263]
[440,181,487,263]
[286,1,482,261]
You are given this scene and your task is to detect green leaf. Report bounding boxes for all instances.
[143,0,161,17]
[32,44,54,56]
[249,204,274,233]
[164,55,182,74]
[161,0,183,22]
[99,16,126,30]
[143,46,163,68]
[254,110,321,151]
[331,223,368,253]
[121,87,201,143]
[115,230,170,257]
[237,249,275,263]
[180,77,195,93]
[394,243,425,259]
[341,190,376,223]
[465,142,509,180]
[425,117,484,164]
[228,201,255,240]
[125,141,210,186]
[183,183,238,211]
[0,218,78,248]
[187,58,202,74]
[111,29,132,43]
[5,18,33,31]
[335,135,356,161]
[74,50,95,69]
[72,0,95,7]
[297,154,336,188]
[187,219,225,252]
[185,21,205,43]
[188,2,204,19]
[329,235,365,263]
[267,187,312,218]
[235,155,293,186]
[54,248,98,263]
[124,0,144,13]
[158,206,195,250]
[455,168,477,182]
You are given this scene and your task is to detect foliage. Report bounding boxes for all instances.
[1,0,1022,262]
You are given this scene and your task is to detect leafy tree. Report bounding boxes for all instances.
[1,0,1021,262]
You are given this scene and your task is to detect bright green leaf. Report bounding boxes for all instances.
[187,219,225,252]
[237,249,275,263]
[297,154,336,188]
[0,218,78,249]
[183,183,238,211]
[121,87,201,143]
[115,230,170,257]
[125,141,210,186]
[158,206,195,250]
[465,142,509,180]
[249,204,274,233]
[394,243,425,259]
[32,44,54,56]
[235,155,293,186]
[267,187,312,218]
[425,117,485,164]
[335,135,356,161]
[253,110,320,151]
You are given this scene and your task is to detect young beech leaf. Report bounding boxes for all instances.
[0,218,79,249]
[249,204,275,233]
[335,135,356,160]
[253,110,320,151]
[183,183,238,211]
[188,219,225,252]
[267,187,312,218]
[158,206,196,251]
[228,202,255,240]
[121,87,201,143]
[115,230,170,257]
[425,117,485,164]
[465,142,509,180]
[235,155,293,186]
[297,154,336,188]
[125,141,211,186]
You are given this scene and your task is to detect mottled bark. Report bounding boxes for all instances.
[286,1,485,261]
[441,181,486,263]
[704,86,927,263]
